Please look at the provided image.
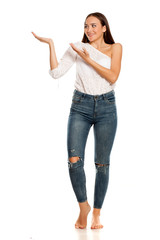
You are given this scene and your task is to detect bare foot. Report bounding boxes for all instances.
[91,208,103,229]
[75,201,91,229]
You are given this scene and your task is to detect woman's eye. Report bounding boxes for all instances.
[84,25,96,28]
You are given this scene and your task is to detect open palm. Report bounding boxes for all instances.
[31,32,52,44]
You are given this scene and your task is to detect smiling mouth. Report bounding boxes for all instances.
[88,34,95,37]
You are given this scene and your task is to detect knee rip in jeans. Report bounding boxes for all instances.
[69,156,81,163]
[95,163,109,174]
[68,156,83,169]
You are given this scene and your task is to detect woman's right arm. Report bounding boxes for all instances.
[31,32,58,70]
[32,32,78,79]
[49,40,58,70]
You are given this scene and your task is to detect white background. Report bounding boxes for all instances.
[0,0,160,239]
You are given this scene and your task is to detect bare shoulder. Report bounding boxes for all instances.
[111,43,123,57]
[112,42,122,50]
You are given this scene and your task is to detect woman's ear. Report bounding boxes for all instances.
[103,25,107,33]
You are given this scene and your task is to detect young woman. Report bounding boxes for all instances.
[32,12,122,229]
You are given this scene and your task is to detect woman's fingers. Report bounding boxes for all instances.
[82,47,87,53]
[70,43,90,62]
[70,43,85,55]
[31,32,43,41]
[31,32,38,39]
[69,43,80,53]
[31,32,51,44]
[82,48,89,55]
[31,32,41,41]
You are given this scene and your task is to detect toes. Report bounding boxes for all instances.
[80,226,85,229]
[91,224,103,229]
[75,224,86,229]
[91,225,97,229]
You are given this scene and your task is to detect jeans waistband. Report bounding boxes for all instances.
[73,89,115,100]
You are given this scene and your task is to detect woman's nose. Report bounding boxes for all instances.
[87,26,93,32]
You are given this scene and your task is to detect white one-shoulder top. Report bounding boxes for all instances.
[49,41,115,95]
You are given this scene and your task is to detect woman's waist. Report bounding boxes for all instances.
[73,88,115,101]
[75,75,115,96]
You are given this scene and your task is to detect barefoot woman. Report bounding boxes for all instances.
[32,12,122,229]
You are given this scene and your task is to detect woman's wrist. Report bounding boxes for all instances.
[49,39,54,46]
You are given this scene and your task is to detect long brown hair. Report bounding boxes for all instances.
[82,12,115,44]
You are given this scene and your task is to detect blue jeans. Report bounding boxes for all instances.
[67,89,117,209]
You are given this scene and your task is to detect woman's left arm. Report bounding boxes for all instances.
[70,43,123,84]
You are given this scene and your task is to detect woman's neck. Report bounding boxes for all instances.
[89,38,107,50]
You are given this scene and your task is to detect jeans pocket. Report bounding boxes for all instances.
[72,94,82,104]
[105,93,115,104]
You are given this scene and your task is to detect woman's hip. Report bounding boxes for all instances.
[70,89,117,120]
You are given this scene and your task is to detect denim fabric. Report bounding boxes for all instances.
[67,89,117,209]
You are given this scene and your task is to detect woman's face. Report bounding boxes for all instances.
[84,16,106,42]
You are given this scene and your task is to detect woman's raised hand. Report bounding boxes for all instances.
[31,32,53,44]
[70,43,90,63]
[31,32,57,70]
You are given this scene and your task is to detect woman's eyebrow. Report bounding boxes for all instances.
[84,23,97,25]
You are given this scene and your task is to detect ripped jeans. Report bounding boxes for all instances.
[67,89,117,209]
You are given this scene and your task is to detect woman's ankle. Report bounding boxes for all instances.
[78,201,91,211]
[93,207,101,216]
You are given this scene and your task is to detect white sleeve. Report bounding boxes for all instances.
[49,42,79,79]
